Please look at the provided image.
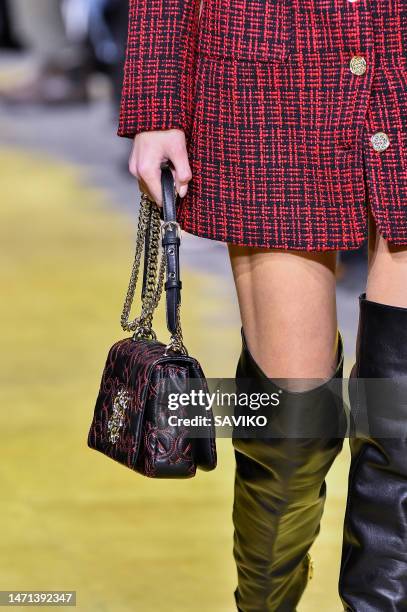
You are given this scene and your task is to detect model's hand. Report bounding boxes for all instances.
[129,129,192,206]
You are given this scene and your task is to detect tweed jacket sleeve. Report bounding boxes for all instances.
[118,0,201,139]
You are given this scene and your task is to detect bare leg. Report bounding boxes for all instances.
[9,0,81,68]
[2,0,88,106]
[228,245,338,388]
[367,209,407,305]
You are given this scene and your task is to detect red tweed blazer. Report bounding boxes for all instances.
[118,1,407,251]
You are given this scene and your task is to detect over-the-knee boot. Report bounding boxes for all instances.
[339,294,407,611]
[233,329,346,612]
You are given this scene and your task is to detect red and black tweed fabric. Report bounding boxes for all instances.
[118,1,407,251]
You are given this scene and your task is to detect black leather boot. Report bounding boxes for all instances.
[233,329,346,612]
[339,294,407,611]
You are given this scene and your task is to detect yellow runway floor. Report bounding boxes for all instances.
[0,149,350,611]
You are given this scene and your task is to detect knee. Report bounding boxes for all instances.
[241,325,341,389]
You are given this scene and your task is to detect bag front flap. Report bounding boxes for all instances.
[88,338,167,467]
[88,337,216,470]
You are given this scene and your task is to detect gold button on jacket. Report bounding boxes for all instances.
[350,55,367,75]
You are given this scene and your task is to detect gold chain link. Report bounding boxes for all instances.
[164,301,188,356]
[120,193,187,354]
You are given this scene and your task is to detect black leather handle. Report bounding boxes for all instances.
[161,163,181,335]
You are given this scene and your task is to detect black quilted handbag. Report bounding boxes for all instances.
[88,164,217,478]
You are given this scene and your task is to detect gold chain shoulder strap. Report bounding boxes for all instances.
[120,193,164,337]
[120,193,187,354]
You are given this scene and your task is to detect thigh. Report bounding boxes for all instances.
[227,244,338,380]
[367,209,407,308]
